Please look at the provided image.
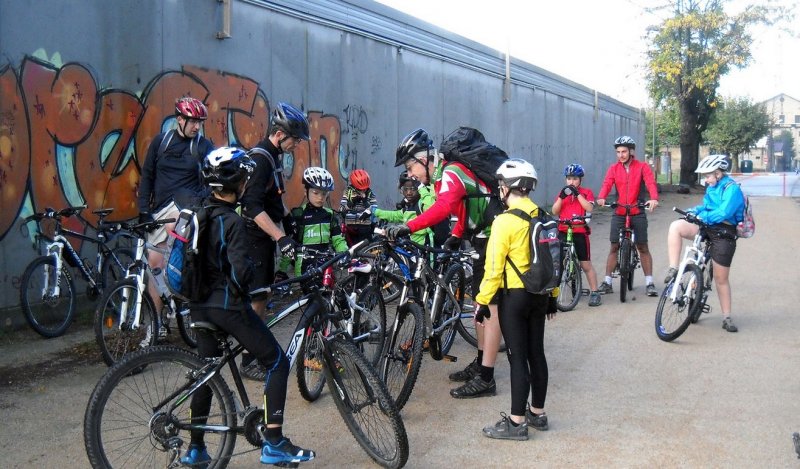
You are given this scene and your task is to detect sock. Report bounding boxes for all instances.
[265,426,282,444]
[241,352,254,367]
[508,419,521,427]
[479,365,494,382]
[476,350,484,364]
[645,275,654,285]
[605,276,612,284]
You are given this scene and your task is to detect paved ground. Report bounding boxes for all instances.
[1,190,800,468]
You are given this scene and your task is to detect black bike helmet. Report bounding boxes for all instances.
[203,147,256,192]
[395,128,433,167]
[270,102,310,140]
[398,171,420,189]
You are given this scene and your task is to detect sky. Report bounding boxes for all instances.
[375,0,800,108]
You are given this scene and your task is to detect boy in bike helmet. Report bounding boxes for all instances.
[373,172,435,247]
[278,167,348,278]
[664,154,744,333]
[239,102,309,380]
[185,147,315,466]
[551,163,603,307]
[478,158,557,441]
[339,168,379,246]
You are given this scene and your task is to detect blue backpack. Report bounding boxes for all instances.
[166,205,215,302]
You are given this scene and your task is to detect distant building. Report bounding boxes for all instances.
[761,93,800,171]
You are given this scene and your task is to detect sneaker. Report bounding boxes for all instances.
[450,375,497,399]
[646,284,658,297]
[241,361,267,381]
[181,444,211,467]
[482,413,528,441]
[588,291,602,307]
[664,267,678,284]
[348,260,372,274]
[260,437,315,464]
[448,356,480,382]
[722,317,738,333]
[598,281,613,295]
[525,408,549,431]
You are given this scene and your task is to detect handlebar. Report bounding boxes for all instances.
[373,227,466,259]
[24,205,88,223]
[672,207,708,228]
[559,215,591,226]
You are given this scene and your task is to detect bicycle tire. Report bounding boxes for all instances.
[20,256,76,338]
[352,285,388,366]
[362,241,403,303]
[297,323,328,402]
[454,277,507,353]
[380,302,424,411]
[175,302,198,348]
[84,346,236,468]
[618,238,632,303]
[325,336,409,468]
[435,264,465,358]
[627,251,637,292]
[655,264,702,342]
[100,247,135,292]
[556,251,582,311]
[94,278,157,366]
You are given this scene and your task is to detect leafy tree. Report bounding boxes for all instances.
[645,98,681,159]
[775,129,796,171]
[646,0,785,186]
[705,96,770,171]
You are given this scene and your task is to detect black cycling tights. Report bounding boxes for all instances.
[190,306,290,444]
[498,289,549,416]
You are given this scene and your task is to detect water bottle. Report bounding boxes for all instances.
[322,266,334,289]
[151,267,169,298]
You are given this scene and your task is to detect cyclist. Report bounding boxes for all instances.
[278,167,348,278]
[386,128,500,399]
[478,159,557,441]
[340,169,379,246]
[596,136,660,297]
[552,163,602,307]
[240,102,308,380]
[664,154,744,333]
[138,97,214,327]
[374,172,436,247]
[185,147,314,466]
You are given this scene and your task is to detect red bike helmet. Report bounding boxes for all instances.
[349,169,371,191]
[175,97,208,120]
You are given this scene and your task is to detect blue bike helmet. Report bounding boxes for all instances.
[270,102,310,140]
[564,163,585,178]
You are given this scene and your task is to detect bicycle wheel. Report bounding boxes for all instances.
[352,285,387,366]
[297,323,329,402]
[175,303,198,348]
[627,250,637,292]
[84,346,236,468]
[363,241,403,303]
[380,302,424,411]
[100,247,135,292]
[434,264,465,358]
[94,278,157,366]
[655,265,702,342]
[556,251,582,312]
[618,238,632,303]
[20,256,76,338]
[325,336,409,469]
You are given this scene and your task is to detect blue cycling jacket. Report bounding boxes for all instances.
[692,175,745,225]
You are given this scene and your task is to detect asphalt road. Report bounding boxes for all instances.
[1,188,799,468]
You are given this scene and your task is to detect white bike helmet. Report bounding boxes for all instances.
[303,166,334,191]
[203,147,255,191]
[695,154,729,174]
[495,158,538,191]
[614,136,636,150]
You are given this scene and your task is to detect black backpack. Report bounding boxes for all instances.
[166,204,217,302]
[505,208,562,295]
[440,127,508,236]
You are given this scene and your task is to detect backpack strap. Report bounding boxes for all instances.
[501,208,536,292]
[247,146,284,194]
[156,129,176,164]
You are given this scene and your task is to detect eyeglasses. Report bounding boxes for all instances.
[308,188,329,197]
[404,160,419,171]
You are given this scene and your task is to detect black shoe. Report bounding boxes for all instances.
[450,375,496,399]
[448,357,480,382]
[482,413,528,441]
[646,283,658,297]
[598,282,613,295]
[525,407,549,431]
[722,317,738,333]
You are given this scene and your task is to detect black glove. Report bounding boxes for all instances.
[443,236,462,251]
[277,235,298,260]
[547,296,558,315]
[475,304,491,323]
[273,271,289,283]
[386,224,411,241]
[282,214,297,239]
[560,185,576,199]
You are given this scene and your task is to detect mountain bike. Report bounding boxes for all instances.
[19,206,135,338]
[84,242,409,469]
[655,208,713,342]
[93,216,199,366]
[604,202,646,303]
[556,215,591,311]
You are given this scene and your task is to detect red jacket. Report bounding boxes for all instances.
[597,157,658,216]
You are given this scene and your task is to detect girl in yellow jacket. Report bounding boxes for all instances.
[477,158,557,441]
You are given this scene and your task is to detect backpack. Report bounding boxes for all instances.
[166,205,215,302]
[439,127,508,235]
[723,181,755,239]
[505,208,562,295]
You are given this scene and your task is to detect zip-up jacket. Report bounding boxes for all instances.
[279,203,348,276]
[692,175,745,225]
[138,131,214,213]
[197,198,254,311]
[240,138,286,226]
[597,157,658,216]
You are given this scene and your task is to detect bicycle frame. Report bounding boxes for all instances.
[668,217,710,304]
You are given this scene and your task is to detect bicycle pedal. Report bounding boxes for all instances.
[702,304,712,314]
[442,354,458,363]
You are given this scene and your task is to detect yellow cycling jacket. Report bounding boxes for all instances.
[476,197,557,304]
